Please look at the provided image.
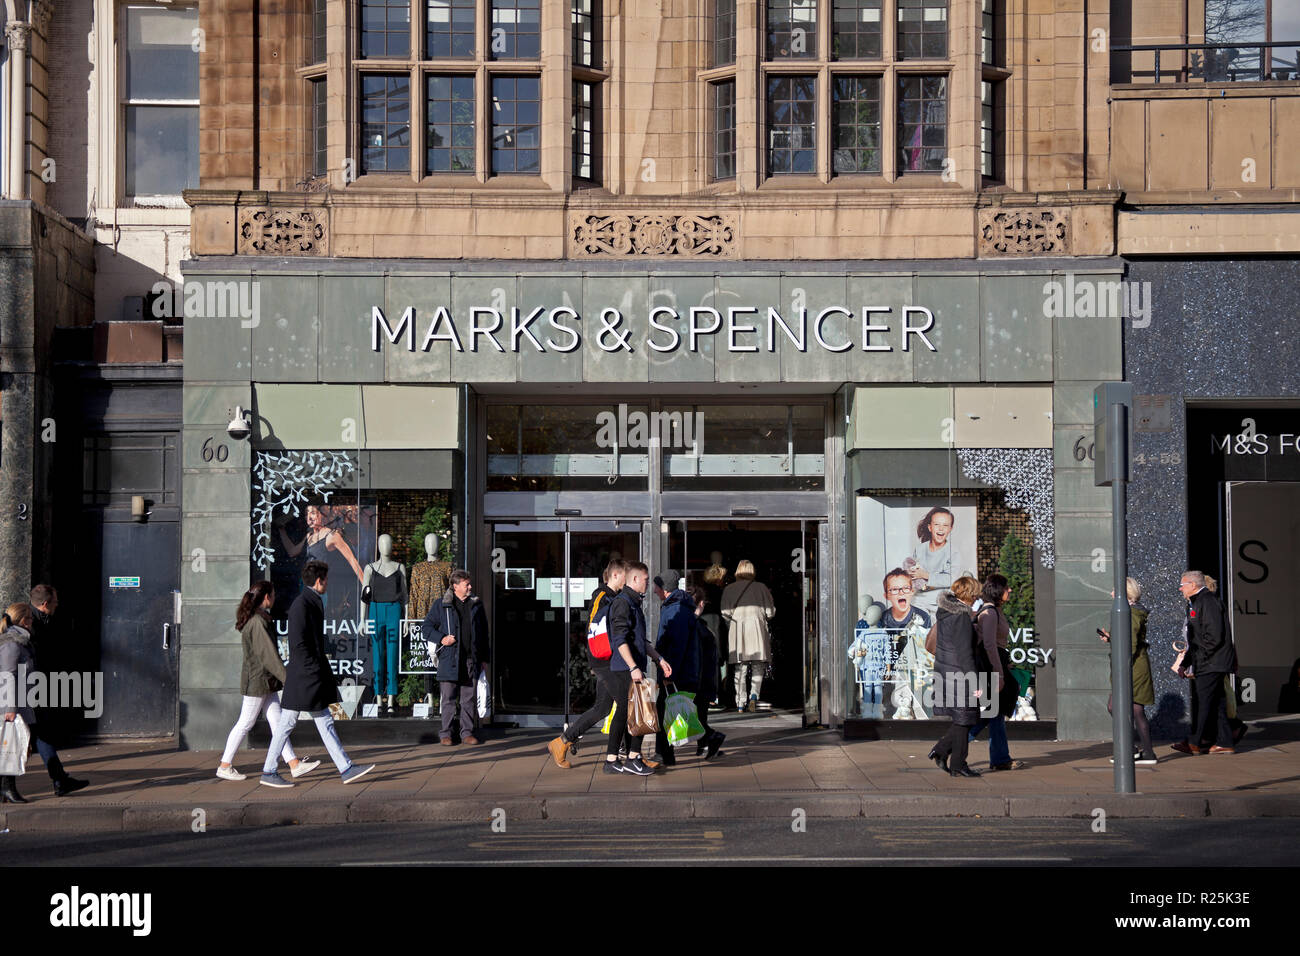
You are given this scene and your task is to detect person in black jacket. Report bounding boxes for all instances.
[1176,570,1238,754]
[929,577,984,777]
[690,586,724,759]
[547,558,626,768]
[259,561,375,788]
[603,561,671,776]
[422,569,491,746]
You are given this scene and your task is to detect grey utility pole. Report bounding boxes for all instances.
[1095,382,1135,794]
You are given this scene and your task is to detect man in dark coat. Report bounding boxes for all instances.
[421,569,491,746]
[652,570,697,765]
[1178,570,1238,754]
[259,560,375,787]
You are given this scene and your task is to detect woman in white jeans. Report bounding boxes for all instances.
[217,582,320,781]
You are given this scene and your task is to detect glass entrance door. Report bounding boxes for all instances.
[664,518,821,724]
[490,520,640,718]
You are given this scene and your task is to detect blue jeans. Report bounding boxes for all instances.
[969,714,1010,766]
[262,708,351,776]
[859,680,884,719]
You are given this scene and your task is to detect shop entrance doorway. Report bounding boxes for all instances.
[488,520,642,721]
[663,519,821,722]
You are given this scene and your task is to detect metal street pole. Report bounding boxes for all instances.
[1095,382,1135,794]
[1109,398,1135,794]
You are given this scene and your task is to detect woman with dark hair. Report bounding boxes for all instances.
[968,573,1025,771]
[930,576,983,776]
[216,581,320,781]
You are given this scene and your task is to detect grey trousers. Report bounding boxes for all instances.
[439,681,476,739]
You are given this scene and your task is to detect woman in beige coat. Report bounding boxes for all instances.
[721,560,775,712]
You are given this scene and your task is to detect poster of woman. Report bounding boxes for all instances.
[270,499,376,685]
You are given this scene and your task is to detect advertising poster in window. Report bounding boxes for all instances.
[269,498,377,701]
[854,496,979,719]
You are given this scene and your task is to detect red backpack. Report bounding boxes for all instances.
[586,591,613,661]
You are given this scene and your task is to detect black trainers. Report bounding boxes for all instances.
[623,757,654,776]
[602,759,625,775]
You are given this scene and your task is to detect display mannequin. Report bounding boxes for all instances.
[409,534,452,704]
[848,600,888,718]
[362,534,407,715]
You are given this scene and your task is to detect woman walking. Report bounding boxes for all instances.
[968,573,1025,771]
[216,582,320,781]
[721,559,775,712]
[690,587,725,759]
[1099,576,1158,764]
[930,576,982,777]
[1,603,89,802]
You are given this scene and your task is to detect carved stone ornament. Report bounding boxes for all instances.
[572,213,737,257]
[978,208,1070,257]
[237,208,329,256]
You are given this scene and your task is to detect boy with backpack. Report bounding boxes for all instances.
[546,558,626,768]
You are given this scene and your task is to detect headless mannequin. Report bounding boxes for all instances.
[410,533,452,705]
[362,534,407,714]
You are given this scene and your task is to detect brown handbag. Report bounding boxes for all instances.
[627,679,660,736]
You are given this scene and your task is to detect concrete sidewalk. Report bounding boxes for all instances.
[3,712,1298,832]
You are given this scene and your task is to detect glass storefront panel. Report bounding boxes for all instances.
[846,485,1043,725]
[490,520,641,717]
[486,403,650,491]
[662,403,825,491]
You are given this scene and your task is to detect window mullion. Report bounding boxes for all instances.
[412,63,423,182]
[818,67,831,182]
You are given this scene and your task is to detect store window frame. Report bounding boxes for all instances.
[572,0,599,67]
[120,2,200,203]
[895,72,946,175]
[756,0,953,184]
[426,73,476,174]
[349,0,552,186]
[711,78,738,181]
[572,78,599,184]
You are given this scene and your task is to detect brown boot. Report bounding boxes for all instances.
[547,736,572,769]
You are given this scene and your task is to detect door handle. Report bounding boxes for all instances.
[162,622,172,650]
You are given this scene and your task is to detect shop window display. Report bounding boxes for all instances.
[850,488,1041,722]
[252,450,458,717]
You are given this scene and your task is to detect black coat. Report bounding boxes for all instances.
[696,616,719,701]
[421,592,490,685]
[280,587,341,712]
[932,592,980,726]
[1187,588,1237,675]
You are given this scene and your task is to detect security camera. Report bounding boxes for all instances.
[227,405,252,441]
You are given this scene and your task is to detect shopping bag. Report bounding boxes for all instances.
[0,715,30,776]
[601,702,617,735]
[664,688,706,747]
[476,670,492,719]
[626,678,659,737]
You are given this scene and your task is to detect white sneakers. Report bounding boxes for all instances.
[290,757,321,778]
[218,757,320,781]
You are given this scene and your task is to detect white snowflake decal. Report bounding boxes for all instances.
[956,447,1055,569]
[251,451,357,570]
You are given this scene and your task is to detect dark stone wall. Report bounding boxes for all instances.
[1124,258,1300,737]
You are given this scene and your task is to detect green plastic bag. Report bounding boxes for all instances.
[665,690,706,747]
